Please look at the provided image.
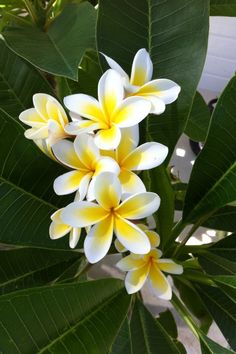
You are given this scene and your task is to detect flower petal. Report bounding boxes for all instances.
[101,53,128,79]
[61,201,109,227]
[98,69,124,117]
[49,210,71,239]
[112,97,151,128]
[157,260,183,274]
[137,79,181,104]
[114,217,150,254]
[53,170,88,195]
[94,172,121,210]
[69,227,81,249]
[94,157,120,176]
[117,254,146,271]
[74,134,100,170]
[52,139,84,169]
[117,125,139,163]
[94,124,121,150]
[65,120,100,136]
[46,97,68,126]
[130,48,153,86]
[47,119,66,146]
[19,108,46,127]
[114,239,126,253]
[119,170,146,196]
[125,264,150,294]
[116,192,160,219]
[33,93,49,119]
[145,230,160,248]
[84,215,114,263]
[64,94,102,122]
[149,264,172,300]
[24,126,48,140]
[123,142,168,171]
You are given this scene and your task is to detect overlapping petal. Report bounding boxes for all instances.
[136,79,181,104]
[157,260,183,274]
[117,254,146,271]
[122,142,168,171]
[116,192,160,220]
[94,124,121,150]
[94,172,121,210]
[119,169,146,196]
[53,170,90,196]
[52,139,84,169]
[62,201,109,228]
[117,126,139,163]
[149,264,172,300]
[49,209,71,239]
[84,215,114,263]
[125,264,150,294]
[64,120,100,136]
[130,48,153,87]
[64,94,103,122]
[69,227,81,249]
[74,134,99,170]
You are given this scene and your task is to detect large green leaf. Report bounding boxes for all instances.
[214,276,236,302]
[184,91,211,142]
[0,40,53,119]
[0,108,71,249]
[109,318,131,354]
[207,233,236,261]
[0,248,81,294]
[210,0,236,16]
[203,206,236,232]
[183,76,236,223]
[0,279,130,353]
[200,333,236,354]
[130,300,184,354]
[199,252,236,275]
[197,284,236,350]
[3,2,96,80]
[97,0,209,159]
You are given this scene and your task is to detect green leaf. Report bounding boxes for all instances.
[109,318,131,354]
[130,300,184,354]
[156,310,177,339]
[0,248,81,294]
[0,108,71,249]
[198,253,236,275]
[210,0,236,16]
[197,284,236,350]
[214,276,236,302]
[174,278,212,333]
[0,279,130,353]
[97,0,209,159]
[183,76,236,223]
[3,3,96,80]
[144,166,174,247]
[200,333,236,354]
[203,206,236,232]
[0,40,53,118]
[184,91,211,142]
[207,233,236,261]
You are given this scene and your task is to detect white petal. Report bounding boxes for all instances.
[125,265,150,294]
[119,170,146,196]
[123,142,168,171]
[114,217,150,254]
[84,216,114,263]
[53,170,87,195]
[61,201,108,228]
[101,53,128,79]
[138,79,181,104]
[113,97,151,128]
[149,264,172,300]
[130,48,153,86]
[24,126,48,140]
[52,139,83,169]
[117,254,145,271]
[94,157,120,176]
[145,96,166,115]
[94,124,121,150]
[74,134,100,170]
[69,228,81,248]
[64,94,102,121]
[117,125,139,163]
[157,259,183,274]
[65,120,100,135]
[98,69,124,117]
[116,192,160,220]
[49,209,71,240]
[19,108,46,127]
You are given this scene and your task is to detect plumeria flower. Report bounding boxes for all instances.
[103,49,181,114]
[61,172,160,264]
[63,69,151,150]
[52,133,119,200]
[19,93,69,146]
[117,229,183,300]
[49,208,81,249]
[103,126,168,196]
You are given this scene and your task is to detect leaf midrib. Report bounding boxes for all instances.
[38,287,126,353]
[0,176,58,211]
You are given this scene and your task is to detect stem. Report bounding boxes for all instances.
[164,218,186,252]
[23,0,38,24]
[171,292,199,338]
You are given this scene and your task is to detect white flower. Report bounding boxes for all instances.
[19,93,69,146]
[103,48,181,114]
[63,69,151,150]
[61,172,160,264]
[52,133,120,200]
[117,226,183,300]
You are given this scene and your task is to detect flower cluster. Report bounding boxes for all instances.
[19,49,183,300]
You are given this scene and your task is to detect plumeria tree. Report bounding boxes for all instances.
[0,0,236,353]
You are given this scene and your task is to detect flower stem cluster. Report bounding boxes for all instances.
[19,49,183,300]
